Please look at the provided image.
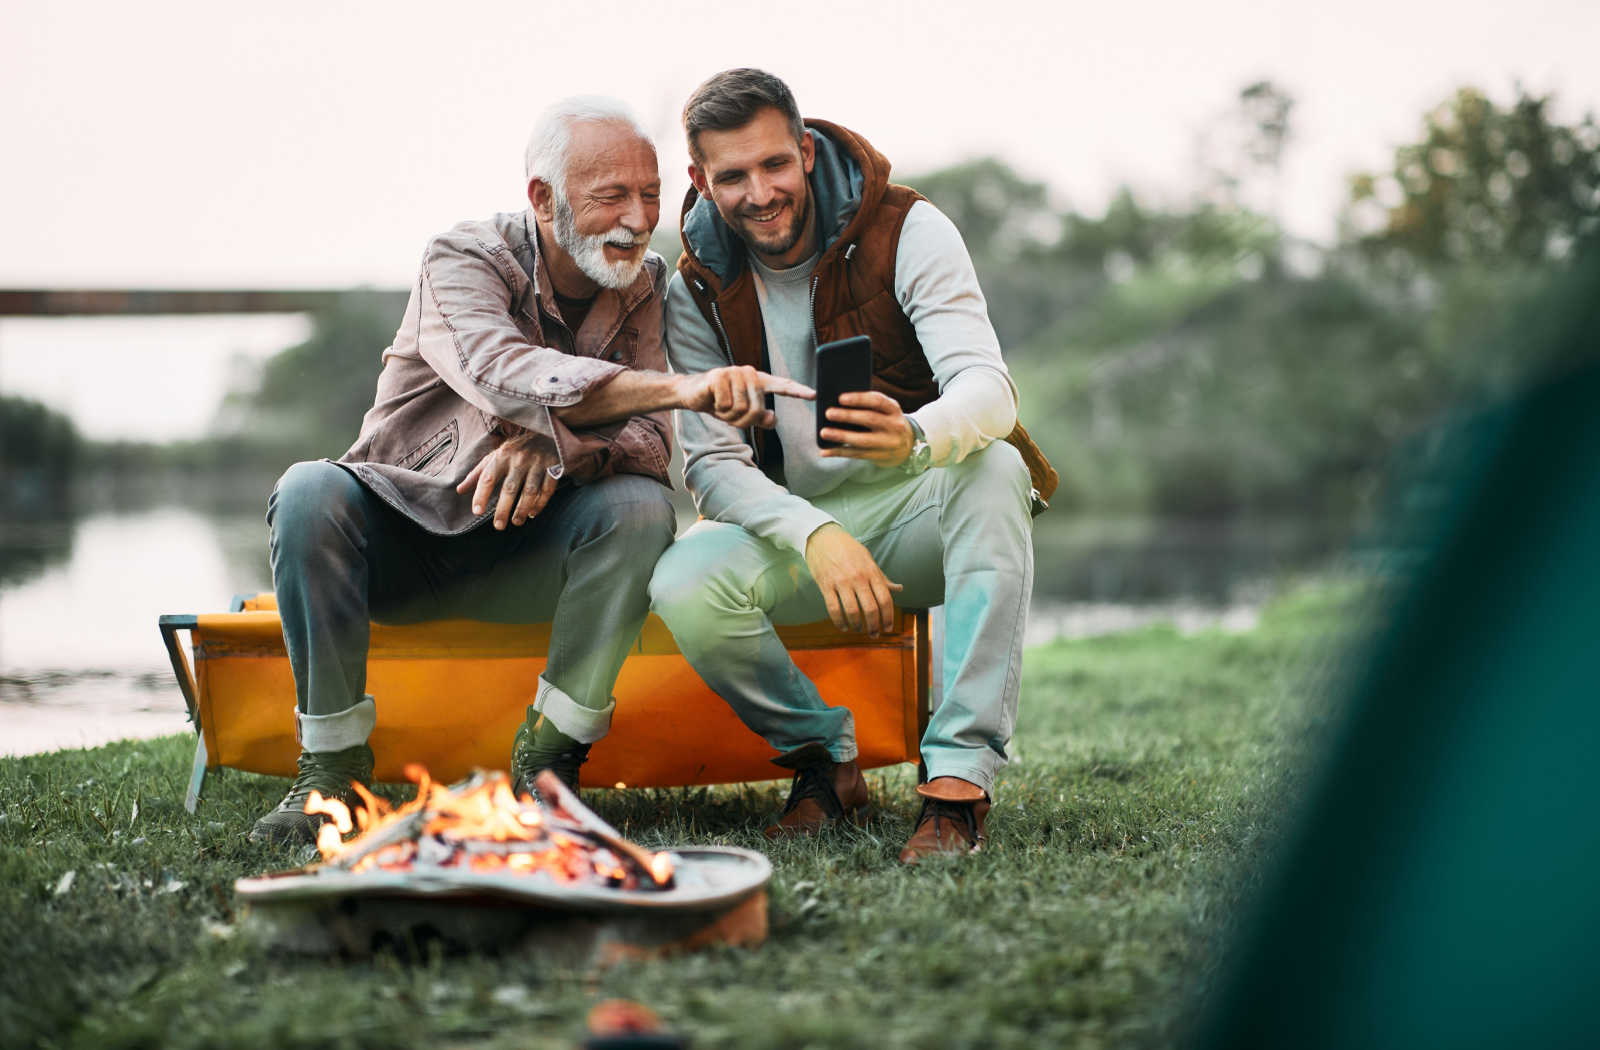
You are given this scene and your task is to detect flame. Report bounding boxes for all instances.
[304,790,353,834]
[300,766,674,890]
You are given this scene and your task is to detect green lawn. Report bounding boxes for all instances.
[0,582,1361,1050]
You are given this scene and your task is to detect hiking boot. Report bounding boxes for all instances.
[248,744,374,846]
[764,742,871,839]
[898,777,990,864]
[511,712,591,798]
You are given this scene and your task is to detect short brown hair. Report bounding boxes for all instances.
[683,68,805,163]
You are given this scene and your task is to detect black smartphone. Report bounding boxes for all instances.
[815,335,873,448]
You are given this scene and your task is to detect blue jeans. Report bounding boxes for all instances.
[267,461,675,751]
[649,441,1033,797]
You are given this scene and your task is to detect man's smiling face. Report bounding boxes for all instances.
[534,119,661,292]
[689,106,816,269]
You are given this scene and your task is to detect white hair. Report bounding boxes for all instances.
[523,96,652,194]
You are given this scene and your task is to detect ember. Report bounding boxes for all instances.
[304,765,676,892]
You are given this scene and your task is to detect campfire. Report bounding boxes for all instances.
[303,766,677,891]
[236,766,772,959]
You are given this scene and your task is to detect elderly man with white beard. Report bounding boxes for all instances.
[250,96,812,845]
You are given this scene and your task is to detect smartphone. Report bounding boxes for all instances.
[815,335,873,448]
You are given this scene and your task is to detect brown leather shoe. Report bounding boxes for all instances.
[898,777,990,864]
[763,742,871,839]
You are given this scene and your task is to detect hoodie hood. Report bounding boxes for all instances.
[679,119,894,290]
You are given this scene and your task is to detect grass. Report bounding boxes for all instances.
[0,580,1364,1050]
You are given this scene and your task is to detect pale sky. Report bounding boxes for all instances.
[3,0,1598,438]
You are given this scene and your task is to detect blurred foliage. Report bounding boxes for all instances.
[75,81,1591,521]
[1346,86,1600,267]
[1,395,80,472]
[217,289,402,465]
[902,81,1598,518]
[1,396,81,515]
[910,158,1060,259]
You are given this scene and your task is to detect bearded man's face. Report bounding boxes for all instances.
[542,120,661,290]
[689,106,816,270]
[551,190,651,290]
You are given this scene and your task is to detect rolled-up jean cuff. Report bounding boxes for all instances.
[533,676,614,745]
[922,762,995,800]
[829,711,859,764]
[298,695,376,753]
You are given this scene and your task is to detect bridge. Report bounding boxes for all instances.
[0,288,406,317]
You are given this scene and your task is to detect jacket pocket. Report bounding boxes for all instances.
[401,420,458,476]
[602,326,639,366]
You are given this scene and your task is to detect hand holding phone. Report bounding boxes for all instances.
[815,335,873,448]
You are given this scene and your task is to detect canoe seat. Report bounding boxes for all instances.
[159,593,930,812]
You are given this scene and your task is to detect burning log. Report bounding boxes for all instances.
[302,765,675,891]
[532,770,677,888]
[236,764,771,959]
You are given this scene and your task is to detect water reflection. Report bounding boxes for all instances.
[0,507,270,756]
[0,504,1348,758]
[0,518,76,589]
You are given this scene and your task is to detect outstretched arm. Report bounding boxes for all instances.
[553,366,814,428]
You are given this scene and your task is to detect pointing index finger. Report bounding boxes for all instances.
[761,375,816,400]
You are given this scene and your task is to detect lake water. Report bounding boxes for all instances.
[1,508,273,756]
[0,504,1350,758]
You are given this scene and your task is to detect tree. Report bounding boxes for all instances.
[1197,80,1296,221]
[1346,86,1600,266]
[221,290,405,461]
[905,157,1059,259]
[0,395,81,516]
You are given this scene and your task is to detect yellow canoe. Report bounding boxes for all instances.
[161,593,930,812]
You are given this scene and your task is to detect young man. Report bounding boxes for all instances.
[651,69,1046,863]
[251,95,809,845]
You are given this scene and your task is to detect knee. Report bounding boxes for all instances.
[574,477,676,574]
[946,441,1031,513]
[648,529,721,621]
[267,461,366,550]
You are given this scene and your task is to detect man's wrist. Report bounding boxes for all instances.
[554,368,675,425]
[664,371,691,412]
[631,369,688,414]
[901,417,932,475]
[803,520,844,557]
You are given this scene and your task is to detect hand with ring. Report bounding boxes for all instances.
[456,430,562,529]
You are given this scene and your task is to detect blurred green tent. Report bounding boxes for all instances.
[1192,252,1600,1049]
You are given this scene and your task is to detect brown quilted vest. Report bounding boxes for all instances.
[676,119,1057,506]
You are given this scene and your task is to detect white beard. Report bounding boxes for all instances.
[552,193,648,290]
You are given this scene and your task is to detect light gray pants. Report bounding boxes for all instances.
[650,441,1034,797]
[267,461,676,752]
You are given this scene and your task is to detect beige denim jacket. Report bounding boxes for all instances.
[338,210,671,534]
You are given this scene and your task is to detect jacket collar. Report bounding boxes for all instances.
[678,118,893,293]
